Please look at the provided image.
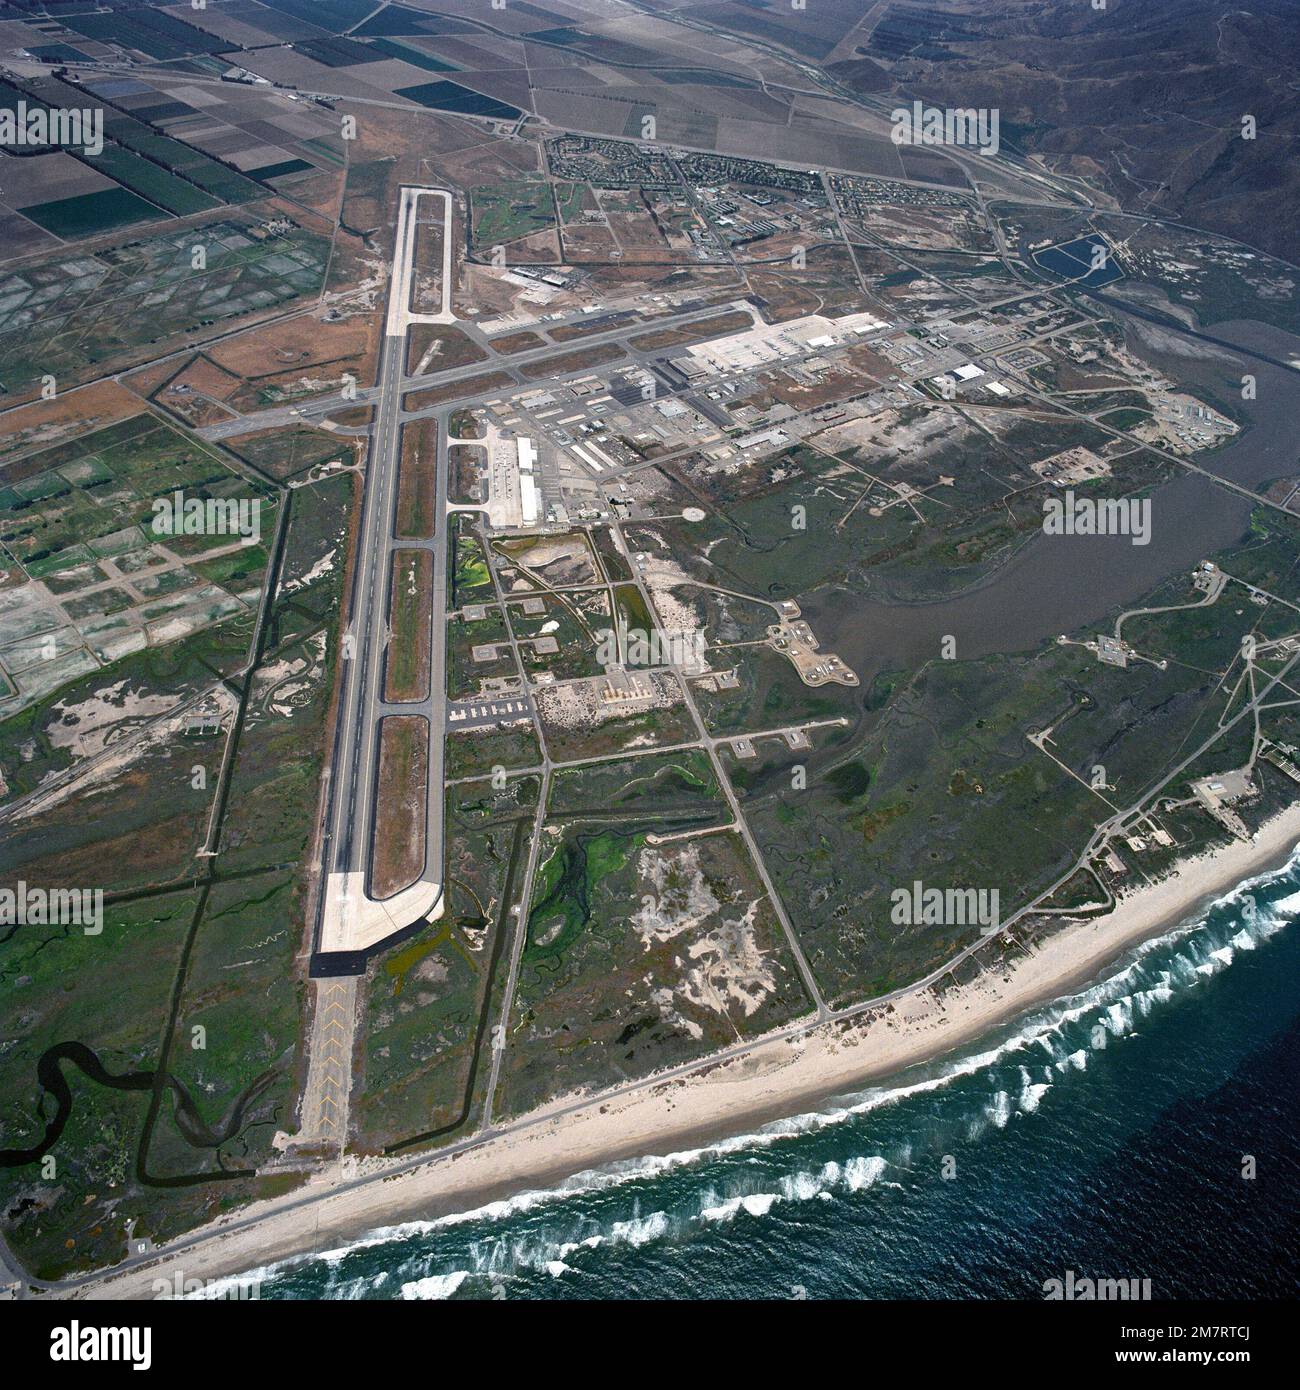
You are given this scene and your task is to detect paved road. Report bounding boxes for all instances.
[606,510,830,1017]
[313,187,451,965]
[27,621,1294,1297]
[296,979,358,1146]
[320,331,404,886]
[196,299,755,443]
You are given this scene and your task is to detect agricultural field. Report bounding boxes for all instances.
[0,219,330,400]
[0,467,352,1277]
[395,82,522,121]
[58,7,230,61]
[0,414,275,718]
[2,0,1297,1304]
[0,72,267,243]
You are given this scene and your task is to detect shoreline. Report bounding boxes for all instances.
[61,802,1300,1299]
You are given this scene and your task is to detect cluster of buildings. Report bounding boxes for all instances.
[546,134,677,189]
[1150,393,1238,452]
[517,436,538,525]
[1190,769,1256,842]
[674,309,887,378]
[766,620,858,688]
[829,172,973,212]
[678,153,823,196]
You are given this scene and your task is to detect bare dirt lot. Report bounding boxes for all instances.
[152,356,243,427]
[208,313,379,412]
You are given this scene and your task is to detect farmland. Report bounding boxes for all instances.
[0,412,274,718]
[0,219,330,400]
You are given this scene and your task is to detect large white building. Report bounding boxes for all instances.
[519,474,539,524]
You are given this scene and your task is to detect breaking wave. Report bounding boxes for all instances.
[253,846,1300,1298]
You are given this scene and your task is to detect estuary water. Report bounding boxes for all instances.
[805,315,1300,678]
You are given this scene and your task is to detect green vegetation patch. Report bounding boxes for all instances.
[501,826,813,1117]
[19,186,168,237]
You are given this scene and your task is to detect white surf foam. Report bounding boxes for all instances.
[250,850,1300,1287]
[400,1271,469,1300]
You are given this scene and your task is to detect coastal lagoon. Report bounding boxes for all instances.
[808,316,1300,683]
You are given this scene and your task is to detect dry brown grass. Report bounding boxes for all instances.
[628,310,753,352]
[488,330,546,354]
[519,342,625,380]
[370,714,429,900]
[404,370,514,412]
[406,325,487,377]
[383,548,433,705]
[208,312,374,381]
[0,382,144,466]
[396,418,437,539]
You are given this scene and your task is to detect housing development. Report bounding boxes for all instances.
[0,0,1298,1316]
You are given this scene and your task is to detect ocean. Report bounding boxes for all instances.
[245,853,1300,1301]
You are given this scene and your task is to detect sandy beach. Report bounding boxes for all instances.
[63,802,1300,1299]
